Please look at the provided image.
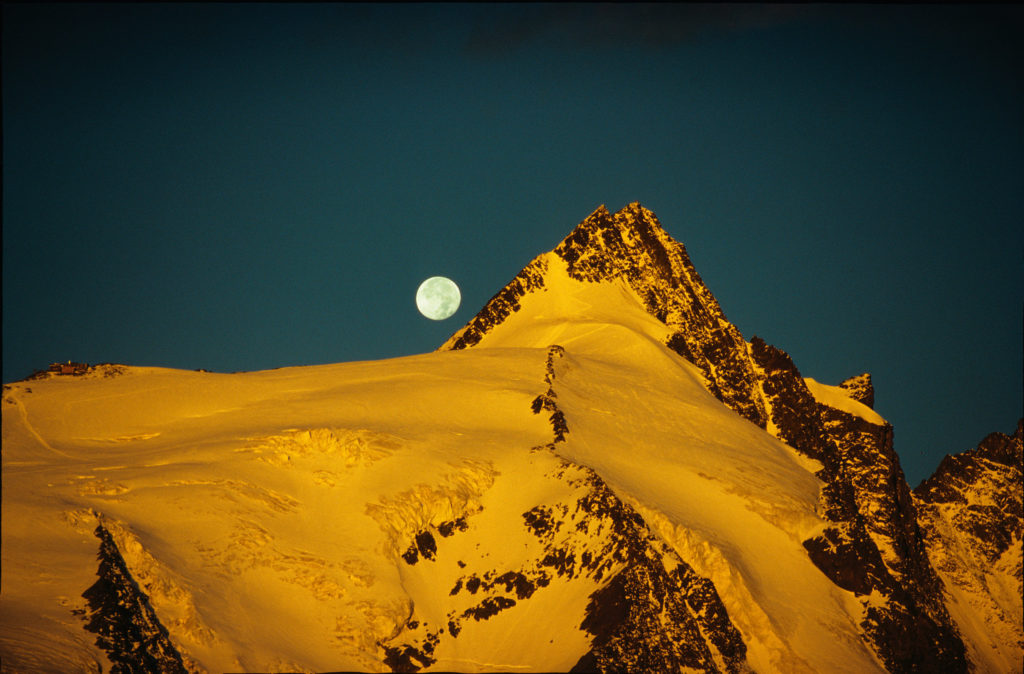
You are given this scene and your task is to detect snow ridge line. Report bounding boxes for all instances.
[530,345,569,445]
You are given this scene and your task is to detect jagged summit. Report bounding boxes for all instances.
[915,420,1023,504]
[443,202,767,426]
[553,202,695,287]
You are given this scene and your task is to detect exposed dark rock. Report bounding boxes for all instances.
[540,549,577,579]
[748,334,967,672]
[531,393,556,414]
[462,596,516,621]
[402,530,439,565]
[384,443,748,674]
[574,572,629,667]
[382,644,435,673]
[840,373,875,409]
[676,564,748,669]
[531,345,571,442]
[523,505,556,539]
[415,531,437,561]
[861,599,968,674]
[552,204,768,428]
[437,517,469,538]
[443,256,548,350]
[544,344,565,384]
[493,571,537,600]
[565,462,749,674]
[803,524,890,596]
[819,405,939,595]
[550,411,569,442]
[748,337,834,466]
[916,420,1023,514]
[81,525,188,674]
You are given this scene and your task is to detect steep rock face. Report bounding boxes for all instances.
[840,373,875,409]
[818,406,930,589]
[814,402,966,672]
[750,339,966,673]
[553,203,767,428]
[81,525,189,674]
[915,421,1023,558]
[443,203,970,672]
[564,460,749,674]
[914,421,1024,672]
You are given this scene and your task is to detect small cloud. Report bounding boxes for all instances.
[463,4,821,56]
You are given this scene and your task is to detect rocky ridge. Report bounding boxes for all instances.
[81,524,190,674]
[913,421,1023,672]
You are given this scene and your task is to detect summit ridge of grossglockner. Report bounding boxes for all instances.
[441,202,1007,672]
[443,202,766,426]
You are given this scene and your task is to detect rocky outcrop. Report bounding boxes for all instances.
[443,203,768,427]
[381,453,750,674]
[564,462,749,674]
[840,373,875,409]
[915,421,1023,544]
[532,345,569,443]
[81,525,189,674]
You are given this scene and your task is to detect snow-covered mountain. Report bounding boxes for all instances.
[2,203,1020,673]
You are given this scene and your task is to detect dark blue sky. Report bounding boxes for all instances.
[4,4,1021,485]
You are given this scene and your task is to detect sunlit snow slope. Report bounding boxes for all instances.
[3,203,1016,673]
[3,320,881,672]
[2,280,879,673]
[2,345,880,672]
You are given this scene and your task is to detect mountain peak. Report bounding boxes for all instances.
[554,202,677,284]
[443,203,766,424]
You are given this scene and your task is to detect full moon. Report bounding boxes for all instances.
[416,276,461,320]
